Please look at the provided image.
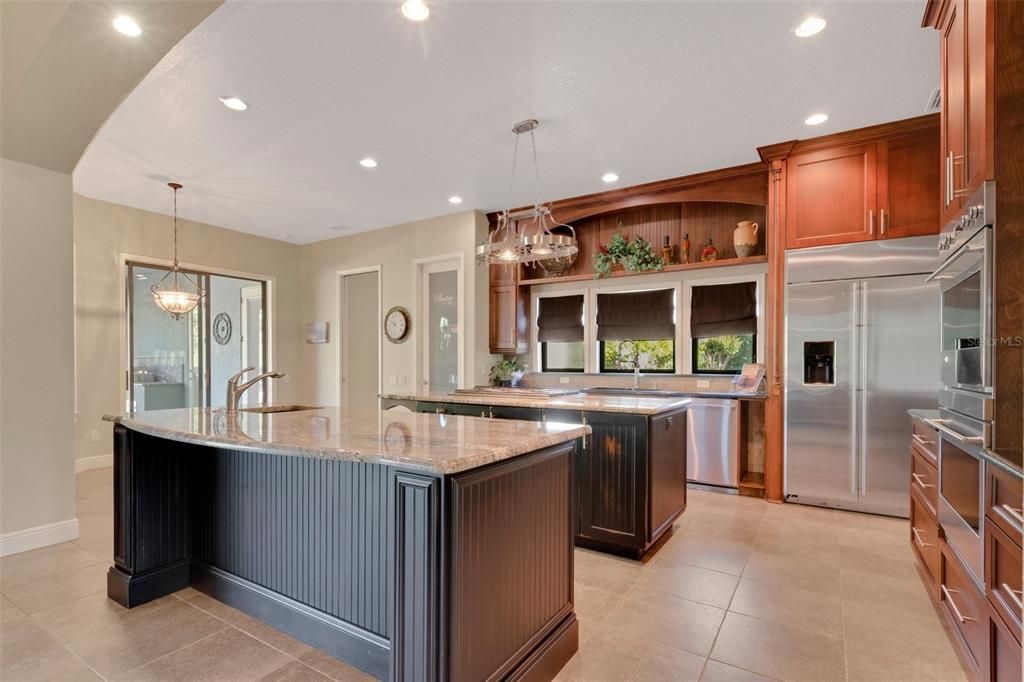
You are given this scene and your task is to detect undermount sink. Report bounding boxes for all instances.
[239,404,320,414]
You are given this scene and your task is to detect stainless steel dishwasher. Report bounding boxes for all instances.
[686,398,739,488]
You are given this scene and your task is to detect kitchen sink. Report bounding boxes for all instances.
[239,404,320,414]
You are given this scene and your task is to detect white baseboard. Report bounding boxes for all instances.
[0,518,80,557]
[75,454,112,473]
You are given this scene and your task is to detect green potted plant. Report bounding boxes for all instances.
[489,357,525,387]
[594,232,665,278]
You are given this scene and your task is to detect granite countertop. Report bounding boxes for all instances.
[104,407,590,475]
[379,391,694,415]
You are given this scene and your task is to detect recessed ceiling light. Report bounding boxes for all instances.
[795,17,826,38]
[400,0,430,21]
[601,172,619,183]
[448,195,463,204]
[113,15,141,37]
[359,157,378,168]
[804,112,829,126]
[219,97,248,111]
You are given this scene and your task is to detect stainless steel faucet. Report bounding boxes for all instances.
[226,366,285,414]
[619,340,642,390]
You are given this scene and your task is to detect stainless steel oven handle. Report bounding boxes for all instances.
[941,585,976,623]
[925,418,984,445]
[924,243,984,283]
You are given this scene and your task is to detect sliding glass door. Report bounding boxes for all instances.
[127,263,267,412]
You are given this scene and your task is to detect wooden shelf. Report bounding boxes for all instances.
[518,255,769,287]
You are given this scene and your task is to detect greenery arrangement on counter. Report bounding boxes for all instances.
[489,357,525,387]
[593,233,665,278]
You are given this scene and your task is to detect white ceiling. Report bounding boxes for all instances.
[73,0,937,244]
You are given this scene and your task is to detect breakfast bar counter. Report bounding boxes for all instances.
[103,407,589,681]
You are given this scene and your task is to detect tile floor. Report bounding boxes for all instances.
[0,469,966,681]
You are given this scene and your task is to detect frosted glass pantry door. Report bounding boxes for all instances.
[420,259,461,392]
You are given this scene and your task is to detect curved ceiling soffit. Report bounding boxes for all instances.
[1,0,223,174]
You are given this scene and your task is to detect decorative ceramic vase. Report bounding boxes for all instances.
[734,221,759,258]
[701,239,719,262]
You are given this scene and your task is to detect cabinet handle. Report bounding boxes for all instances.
[911,473,934,489]
[1000,504,1024,529]
[488,406,494,419]
[945,152,953,206]
[868,210,875,235]
[911,434,935,450]
[666,416,673,429]
[880,209,887,235]
[941,585,976,623]
[1002,583,1023,612]
[912,526,933,548]
[581,415,588,450]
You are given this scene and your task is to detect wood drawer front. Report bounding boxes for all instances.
[991,612,1023,682]
[911,418,939,465]
[910,488,940,592]
[987,463,1024,547]
[986,519,1023,643]
[911,447,939,517]
[940,542,989,671]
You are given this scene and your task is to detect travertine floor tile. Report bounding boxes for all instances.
[556,630,706,681]
[65,599,228,678]
[259,660,333,681]
[296,648,377,681]
[0,542,104,589]
[0,594,25,623]
[728,577,843,638]
[0,616,102,681]
[710,611,845,682]
[114,627,292,681]
[741,548,841,595]
[701,659,780,682]
[30,591,176,643]
[600,588,726,658]
[634,559,740,609]
[654,534,753,575]
[2,561,108,614]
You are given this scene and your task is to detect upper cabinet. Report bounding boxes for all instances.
[779,119,940,250]
[488,263,528,355]
[933,0,993,226]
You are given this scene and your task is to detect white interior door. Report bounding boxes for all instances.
[342,271,380,411]
[419,258,461,392]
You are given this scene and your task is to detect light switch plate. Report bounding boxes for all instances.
[559,377,570,384]
[697,380,710,388]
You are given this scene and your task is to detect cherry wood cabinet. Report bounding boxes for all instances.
[782,121,940,250]
[488,264,528,355]
[932,0,994,227]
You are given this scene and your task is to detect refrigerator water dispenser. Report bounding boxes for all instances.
[803,341,834,385]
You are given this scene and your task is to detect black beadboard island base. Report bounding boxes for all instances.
[105,408,587,682]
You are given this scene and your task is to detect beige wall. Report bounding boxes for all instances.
[1,158,76,537]
[299,211,495,404]
[73,194,304,463]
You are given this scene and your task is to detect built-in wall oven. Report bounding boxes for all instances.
[927,180,995,588]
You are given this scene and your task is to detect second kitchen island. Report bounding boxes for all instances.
[104,407,589,681]
[382,391,691,558]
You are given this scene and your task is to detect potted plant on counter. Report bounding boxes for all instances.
[489,358,525,388]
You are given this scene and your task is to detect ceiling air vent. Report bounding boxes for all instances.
[924,88,942,113]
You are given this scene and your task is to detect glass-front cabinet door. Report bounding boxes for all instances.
[421,260,460,392]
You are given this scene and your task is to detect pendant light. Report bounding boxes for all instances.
[151,182,204,319]
[476,119,578,266]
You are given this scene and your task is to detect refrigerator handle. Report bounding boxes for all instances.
[849,281,860,498]
[857,281,868,498]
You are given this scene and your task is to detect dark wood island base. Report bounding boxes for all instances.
[106,420,582,682]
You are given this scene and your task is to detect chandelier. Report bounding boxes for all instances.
[151,182,204,319]
[476,119,578,265]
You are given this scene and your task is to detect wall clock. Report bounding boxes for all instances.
[384,306,411,344]
[213,313,232,345]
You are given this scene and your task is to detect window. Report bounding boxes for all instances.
[538,294,584,372]
[600,339,675,373]
[596,289,675,373]
[690,281,757,375]
[692,334,756,374]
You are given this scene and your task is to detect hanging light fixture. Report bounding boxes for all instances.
[476,119,578,266]
[151,182,204,319]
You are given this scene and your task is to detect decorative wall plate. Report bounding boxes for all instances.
[213,312,232,345]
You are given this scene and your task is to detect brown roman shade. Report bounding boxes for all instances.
[596,289,675,341]
[537,295,584,342]
[690,282,757,338]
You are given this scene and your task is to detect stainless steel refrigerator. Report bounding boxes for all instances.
[785,236,941,517]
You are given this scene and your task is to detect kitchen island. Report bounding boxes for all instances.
[381,391,692,558]
[104,407,589,682]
